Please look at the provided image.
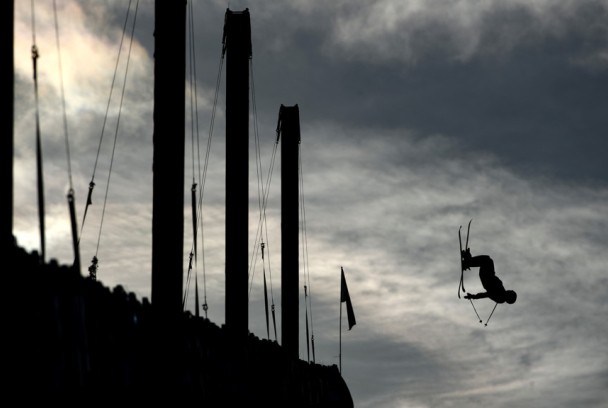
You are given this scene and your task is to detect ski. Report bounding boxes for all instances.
[458,226,463,298]
[458,219,473,298]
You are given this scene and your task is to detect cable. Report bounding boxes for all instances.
[94,0,139,259]
[300,143,316,362]
[80,0,133,238]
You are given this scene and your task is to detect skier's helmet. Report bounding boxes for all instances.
[505,290,517,304]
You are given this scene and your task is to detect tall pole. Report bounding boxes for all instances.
[224,8,251,340]
[32,24,45,263]
[1,0,14,249]
[151,0,187,318]
[223,9,252,402]
[279,104,300,359]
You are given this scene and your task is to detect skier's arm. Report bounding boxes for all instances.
[464,292,488,300]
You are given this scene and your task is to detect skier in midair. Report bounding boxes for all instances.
[461,248,517,305]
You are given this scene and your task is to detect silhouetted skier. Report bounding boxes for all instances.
[461,249,517,304]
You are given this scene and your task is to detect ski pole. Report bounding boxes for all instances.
[484,303,498,327]
[469,298,482,323]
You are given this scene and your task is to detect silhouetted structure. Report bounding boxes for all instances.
[10,243,353,405]
[6,2,353,406]
[151,0,186,319]
[222,9,252,399]
[1,0,14,249]
[279,104,301,359]
[224,7,251,344]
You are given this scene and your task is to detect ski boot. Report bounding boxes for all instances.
[461,248,472,270]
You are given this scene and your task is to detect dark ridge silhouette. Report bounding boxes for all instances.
[8,241,353,406]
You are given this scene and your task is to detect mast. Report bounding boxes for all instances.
[1,0,14,249]
[279,104,301,359]
[151,0,187,318]
[221,9,251,401]
[223,8,251,340]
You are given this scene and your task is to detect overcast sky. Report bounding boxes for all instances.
[11,1,608,407]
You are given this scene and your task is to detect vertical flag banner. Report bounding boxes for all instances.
[341,267,356,330]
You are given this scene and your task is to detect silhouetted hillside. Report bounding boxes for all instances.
[7,241,353,406]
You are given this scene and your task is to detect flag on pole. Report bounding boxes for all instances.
[341,267,356,330]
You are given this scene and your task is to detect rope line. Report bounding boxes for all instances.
[248,58,264,295]
[52,0,74,190]
[80,0,133,239]
[194,49,225,317]
[249,55,264,308]
[186,25,226,317]
[93,0,139,260]
[184,0,197,310]
[247,59,280,341]
[253,59,279,341]
[300,143,315,362]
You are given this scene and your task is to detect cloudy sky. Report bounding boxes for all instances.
[11,0,608,406]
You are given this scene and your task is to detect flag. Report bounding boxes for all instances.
[341,267,356,330]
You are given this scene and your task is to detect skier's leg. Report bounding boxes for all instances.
[463,254,494,270]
